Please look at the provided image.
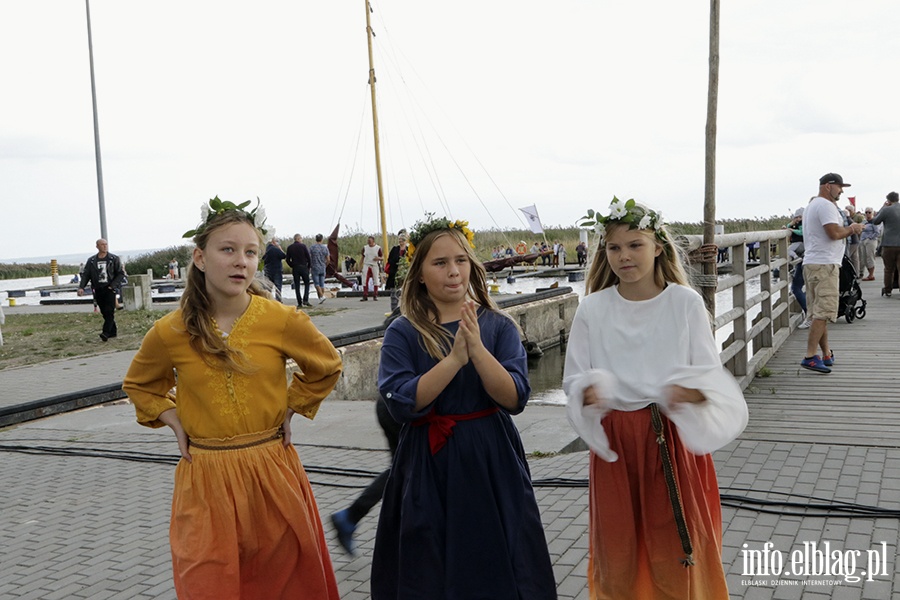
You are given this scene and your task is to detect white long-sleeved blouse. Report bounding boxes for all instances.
[563,284,748,462]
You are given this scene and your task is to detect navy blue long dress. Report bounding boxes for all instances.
[371,309,557,599]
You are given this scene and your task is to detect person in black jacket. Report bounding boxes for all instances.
[78,239,127,341]
[384,230,408,291]
[285,234,312,308]
[263,238,287,302]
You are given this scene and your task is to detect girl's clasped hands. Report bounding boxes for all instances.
[448,300,484,367]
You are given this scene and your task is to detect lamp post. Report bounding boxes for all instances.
[85,0,107,241]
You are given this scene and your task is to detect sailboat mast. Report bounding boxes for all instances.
[364,0,390,257]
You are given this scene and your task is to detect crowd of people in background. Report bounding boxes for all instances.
[786,173,898,374]
[486,240,582,268]
[65,230,593,322]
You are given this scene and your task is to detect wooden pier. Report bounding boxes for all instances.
[739,275,900,448]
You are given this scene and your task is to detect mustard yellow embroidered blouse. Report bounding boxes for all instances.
[123,294,342,439]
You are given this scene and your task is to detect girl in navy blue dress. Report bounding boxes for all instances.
[371,217,557,599]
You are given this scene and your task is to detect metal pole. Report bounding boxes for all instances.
[364,0,390,256]
[85,0,108,241]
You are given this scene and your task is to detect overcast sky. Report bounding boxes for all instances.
[2,1,899,262]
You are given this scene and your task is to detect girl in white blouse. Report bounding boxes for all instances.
[564,198,747,600]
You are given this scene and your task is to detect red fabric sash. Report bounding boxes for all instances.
[412,406,500,455]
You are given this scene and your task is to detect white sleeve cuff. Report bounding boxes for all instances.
[565,369,619,462]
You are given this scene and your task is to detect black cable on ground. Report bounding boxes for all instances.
[0,444,380,489]
[719,486,900,518]
[2,442,899,518]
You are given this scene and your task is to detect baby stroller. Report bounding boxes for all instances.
[838,254,866,323]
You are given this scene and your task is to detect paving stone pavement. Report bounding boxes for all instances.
[0,419,588,599]
[3,405,900,599]
[5,284,900,598]
[717,440,900,600]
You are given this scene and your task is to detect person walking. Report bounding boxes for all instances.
[309,233,330,304]
[800,173,864,373]
[285,234,312,308]
[263,238,286,302]
[360,235,383,301]
[564,198,747,598]
[123,200,342,599]
[329,397,401,556]
[860,206,882,281]
[845,203,863,277]
[371,216,557,599]
[384,230,408,291]
[575,241,587,267]
[873,191,900,297]
[785,207,810,328]
[77,238,127,342]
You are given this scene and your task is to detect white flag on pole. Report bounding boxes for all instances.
[519,204,544,234]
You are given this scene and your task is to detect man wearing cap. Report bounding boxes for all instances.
[800,173,865,373]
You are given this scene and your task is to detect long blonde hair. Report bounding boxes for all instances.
[585,222,689,294]
[400,229,499,360]
[180,211,268,372]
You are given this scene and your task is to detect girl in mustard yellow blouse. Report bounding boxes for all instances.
[123,198,343,600]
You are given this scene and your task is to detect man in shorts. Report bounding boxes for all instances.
[800,173,864,373]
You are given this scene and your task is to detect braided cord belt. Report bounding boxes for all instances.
[189,429,283,451]
[650,403,695,567]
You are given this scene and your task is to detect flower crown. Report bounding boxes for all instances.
[580,197,666,241]
[406,213,476,259]
[182,196,269,239]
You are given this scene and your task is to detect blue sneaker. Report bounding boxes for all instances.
[823,351,835,367]
[800,355,831,374]
[330,509,357,555]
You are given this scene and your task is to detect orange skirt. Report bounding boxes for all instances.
[588,408,728,600]
[170,428,339,600]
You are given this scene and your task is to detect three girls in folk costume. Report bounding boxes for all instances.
[123,198,342,600]
[563,199,748,599]
[372,216,557,599]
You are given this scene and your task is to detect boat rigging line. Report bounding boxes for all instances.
[344,0,530,251]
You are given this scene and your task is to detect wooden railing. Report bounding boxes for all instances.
[679,230,796,390]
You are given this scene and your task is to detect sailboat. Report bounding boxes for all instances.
[324,0,543,283]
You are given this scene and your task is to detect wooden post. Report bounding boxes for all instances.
[758,239,773,351]
[703,0,720,315]
[364,0,390,257]
[730,240,747,378]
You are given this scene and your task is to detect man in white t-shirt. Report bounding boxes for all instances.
[800,173,865,373]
